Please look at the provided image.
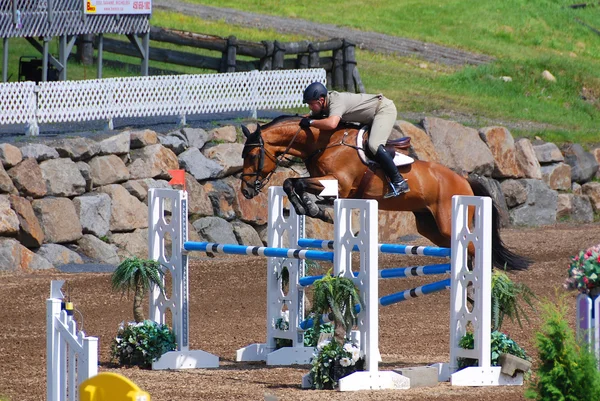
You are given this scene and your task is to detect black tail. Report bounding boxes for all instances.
[468,178,532,270]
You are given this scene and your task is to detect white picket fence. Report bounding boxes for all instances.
[46,280,98,401]
[1,68,326,135]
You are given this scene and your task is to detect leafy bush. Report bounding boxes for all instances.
[525,297,600,401]
[304,322,334,347]
[492,269,536,331]
[311,273,363,341]
[111,320,176,368]
[309,339,364,390]
[458,330,529,369]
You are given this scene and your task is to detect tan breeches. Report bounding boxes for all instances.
[367,97,397,154]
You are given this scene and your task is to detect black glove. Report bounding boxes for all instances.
[299,118,312,128]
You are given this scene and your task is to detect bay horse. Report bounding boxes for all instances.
[240,115,530,270]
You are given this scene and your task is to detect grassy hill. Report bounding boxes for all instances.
[2,0,599,144]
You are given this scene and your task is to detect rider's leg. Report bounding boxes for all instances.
[375,145,409,197]
[369,99,409,198]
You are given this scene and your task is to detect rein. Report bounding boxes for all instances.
[241,126,303,192]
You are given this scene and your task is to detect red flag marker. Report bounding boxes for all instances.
[168,169,186,191]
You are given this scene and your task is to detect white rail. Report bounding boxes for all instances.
[47,281,98,401]
[1,68,326,135]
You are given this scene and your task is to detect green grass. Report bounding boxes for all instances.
[1,1,599,143]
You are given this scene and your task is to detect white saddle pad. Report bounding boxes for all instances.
[356,128,414,166]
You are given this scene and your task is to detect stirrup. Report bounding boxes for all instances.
[384,180,409,198]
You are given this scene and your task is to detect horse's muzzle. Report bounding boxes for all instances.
[242,186,257,199]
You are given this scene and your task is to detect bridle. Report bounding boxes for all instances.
[240,126,303,193]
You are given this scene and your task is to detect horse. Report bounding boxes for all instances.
[240,115,530,270]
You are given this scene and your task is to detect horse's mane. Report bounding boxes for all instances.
[261,114,362,131]
[260,115,301,129]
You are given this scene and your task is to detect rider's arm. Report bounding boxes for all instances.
[309,115,341,130]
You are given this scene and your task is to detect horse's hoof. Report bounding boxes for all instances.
[306,202,320,217]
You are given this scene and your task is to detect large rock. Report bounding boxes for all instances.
[9,194,44,247]
[0,238,53,271]
[557,193,594,223]
[97,132,130,155]
[130,129,159,149]
[8,158,47,198]
[32,197,83,244]
[202,143,244,178]
[50,137,100,161]
[514,139,542,179]
[97,184,147,232]
[394,120,439,162]
[479,126,523,178]
[0,144,22,168]
[582,182,600,212]
[178,147,223,181]
[509,179,557,226]
[181,127,211,148]
[0,163,16,194]
[203,178,238,221]
[533,142,564,164]
[562,143,599,184]
[88,154,130,186]
[186,174,214,216]
[73,193,112,237]
[111,229,148,260]
[19,143,59,161]
[128,144,179,180]
[232,221,263,246]
[191,216,237,244]
[77,234,120,264]
[540,162,571,191]
[0,195,20,236]
[208,126,236,143]
[36,243,84,266]
[40,158,87,197]
[500,179,528,208]
[422,117,494,175]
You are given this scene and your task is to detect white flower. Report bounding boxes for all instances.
[317,339,331,350]
[343,343,354,353]
[339,357,352,367]
[351,348,360,362]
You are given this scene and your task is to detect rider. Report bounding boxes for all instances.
[299,82,409,198]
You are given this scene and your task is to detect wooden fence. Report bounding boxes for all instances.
[96,26,364,93]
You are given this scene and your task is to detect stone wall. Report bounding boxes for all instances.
[1,117,599,271]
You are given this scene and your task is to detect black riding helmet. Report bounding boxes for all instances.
[303,82,328,103]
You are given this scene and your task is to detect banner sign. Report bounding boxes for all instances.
[85,0,152,14]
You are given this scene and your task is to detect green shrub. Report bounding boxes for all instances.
[111,320,176,369]
[458,330,529,369]
[525,296,600,401]
[491,269,536,331]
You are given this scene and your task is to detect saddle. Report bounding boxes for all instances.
[357,126,414,167]
[352,125,415,198]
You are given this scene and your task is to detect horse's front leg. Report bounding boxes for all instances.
[282,178,307,216]
[283,177,324,217]
[283,177,339,223]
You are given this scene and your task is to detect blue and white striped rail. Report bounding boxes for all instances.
[297,238,450,258]
[298,263,451,286]
[379,278,451,306]
[183,241,334,262]
[299,278,451,330]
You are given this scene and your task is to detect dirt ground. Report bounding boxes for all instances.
[1,222,598,401]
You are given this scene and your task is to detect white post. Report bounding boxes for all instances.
[334,198,408,391]
[236,186,314,365]
[449,195,522,386]
[148,188,219,369]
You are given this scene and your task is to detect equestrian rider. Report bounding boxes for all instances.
[300,82,409,198]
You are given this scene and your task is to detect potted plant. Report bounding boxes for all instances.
[458,269,534,374]
[110,256,176,368]
[564,243,600,297]
[308,272,365,390]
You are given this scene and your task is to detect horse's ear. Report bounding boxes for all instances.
[241,125,251,138]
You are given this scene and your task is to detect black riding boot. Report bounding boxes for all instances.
[375,145,409,198]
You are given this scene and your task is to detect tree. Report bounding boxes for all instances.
[111,257,165,322]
